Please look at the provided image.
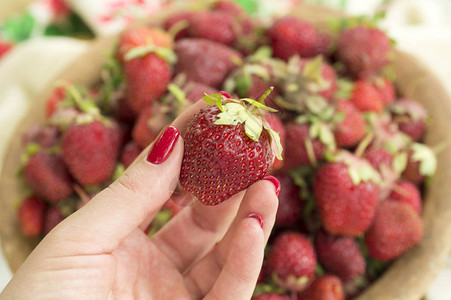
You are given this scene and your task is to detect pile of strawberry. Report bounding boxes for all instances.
[16,1,436,299]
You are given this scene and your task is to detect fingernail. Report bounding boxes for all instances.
[263,175,281,197]
[248,213,264,229]
[146,125,180,164]
[219,91,232,99]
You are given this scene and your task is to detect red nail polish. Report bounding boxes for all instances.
[248,213,264,229]
[146,125,180,164]
[219,91,232,99]
[263,175,281,197]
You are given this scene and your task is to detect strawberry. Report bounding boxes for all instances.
[18,196,46,237]
[117,27,173,63]
[401,144,436,185]
[120,141,142,167]
[337,25,391,78]
[46,86,67,118]
[309,33,332,58]
[282,123,324,170]
[43,206,66,235]
[22,125,59,148]
[391,99,427,142]
[188,11,239,46]
[273,172,302,227]
[0,39,13,58]
[265,113,285,170]
[175,38,243,88]
[268,17,317,61]
[299,58,337,100]
[314,229,365,282]
[298,275,344,300]
[313,152,380,236]
[132,104,169,149]
[388,180,422,214]
[184,81,218,103]
[363,148,393,171]
[333,101,366,148]
[62,119,121,186]
[253,293,290,300]
[350,80,384,113]
[373,77,395,105]
[365,201,423,262]
[180,92,281,205]
[116,97,137,124]
[267,232,317,291]
[163,12,194,40]
[23,151,74,203]
[214,0,245,16]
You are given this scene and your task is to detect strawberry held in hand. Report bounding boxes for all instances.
[180,89,282,206]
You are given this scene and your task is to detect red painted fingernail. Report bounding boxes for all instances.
[219,91,232,99]
[263,175,281,197]
[248,213,264,229]
[146,125,180,164]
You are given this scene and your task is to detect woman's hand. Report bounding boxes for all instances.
[1,100,279,300]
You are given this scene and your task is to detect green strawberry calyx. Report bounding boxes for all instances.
[202,88,283,160]
[411,143,437,176]
[334,151,381,185]
[125,45,177,65]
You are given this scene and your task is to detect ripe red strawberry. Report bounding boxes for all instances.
[310,33,332,57]
[117,27,173,63]
[124,53,172,113]
[282,123,324,170]
[22,125,59,148]
[313,153,380,236]
[188,11,239,46]
[163,12,194,40]
[333,101,366,148]
[43,206,66,235]
[365,201,423,262]
[373,77,395,105]
[175,38,243,88]
[120,141,142,167]
[314,229,365,282]
[46,86,67,118]
[253,293,290,300]
[18,196,46,237]
[214,0,245,16]
[337,25,391,78]
[350,80,384,113]
[23,151,73,203]
[401,144,436,185]
[389,180,422,214]
[391,99,427,142]
[363,148,393,171]
[273,172,302,227]
[298,275,345,300]
[132,104,169,149]
[0,39,13,58]
[265,114,285,170]
[116,97,137,124]
[62,119,121,186]
[184,81,218,103]
[268,17,317,61]
[267,232,316,291]
[180,92,280,205]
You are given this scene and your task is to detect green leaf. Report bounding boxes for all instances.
[334,78,355,99]
[167,83,186,105]
[125,45,177,65]
[244,112,263,142]
[235,72,253,97]
[318,123,336,150]
[266,128,283,160]
[242,97,277,112]
[0,13,35,42]
[202,93,222,106]
[392,152,408,174]
[412,143,437,176]
[246,46,273,63]
[112,164,125,181]
[305,95,328,115]
[302,55,323,82]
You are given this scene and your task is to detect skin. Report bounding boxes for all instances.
[0,100,278,300]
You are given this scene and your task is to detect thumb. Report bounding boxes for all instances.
[49,125,183,255]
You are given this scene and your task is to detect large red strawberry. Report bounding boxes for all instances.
[23,151,73,203]
[253,293,290,300]
[180,92,281,205]
[365,201,423,262]
[350,80,384,113]
[273,172,302,227]
[391,99,427,142]
[62,119,121,186]
[388,180,422,214]
[267,232,317,291]
[313,152,380,236]
[188,11,239,46]
[314,229,365,282]
[268,17,317,61]
[337,25,391,78]
[298,275,345,300]
[18,196,46,237]
[282,123,324,170]
[333,101,366,148]
[175,38,243,88]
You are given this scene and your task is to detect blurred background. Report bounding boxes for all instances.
[0,0,450,298]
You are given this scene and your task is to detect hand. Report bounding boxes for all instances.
[1,100,279,300]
